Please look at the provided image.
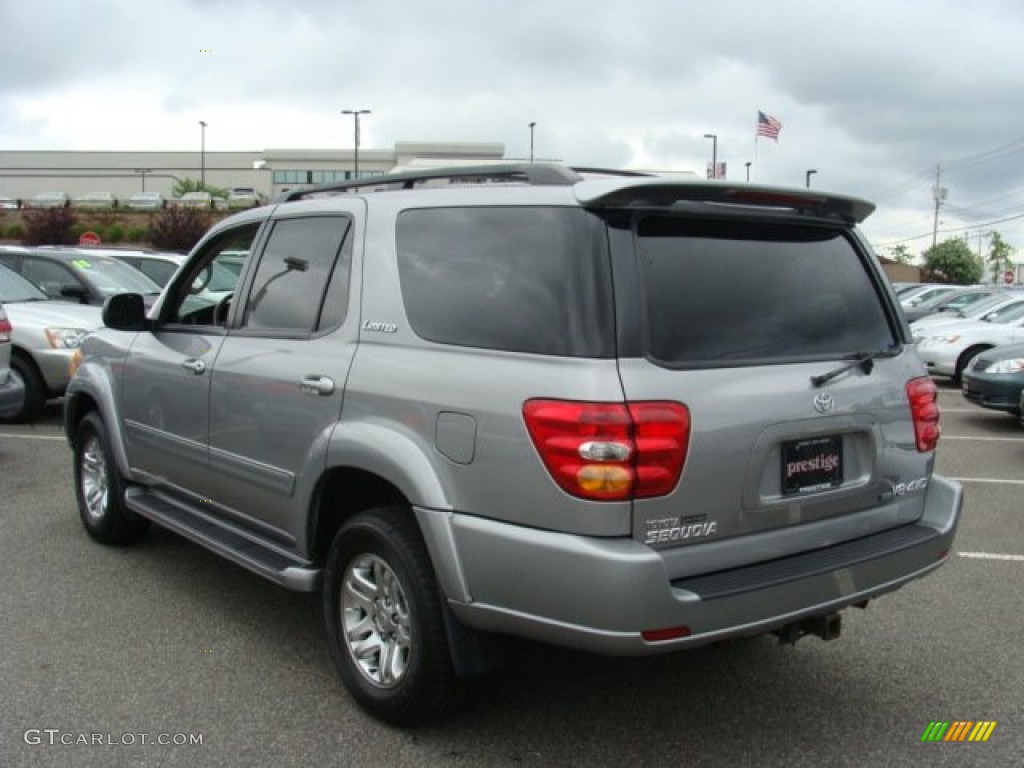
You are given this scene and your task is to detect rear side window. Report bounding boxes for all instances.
[243,216,352,333]
[396,207,613,357]
[637,217,897,365]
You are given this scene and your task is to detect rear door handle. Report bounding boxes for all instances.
[300,375,335,396]
[181,358,207,375]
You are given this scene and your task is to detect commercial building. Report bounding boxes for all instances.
[0,141,507,203]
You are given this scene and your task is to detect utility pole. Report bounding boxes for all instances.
[931,164,946,249]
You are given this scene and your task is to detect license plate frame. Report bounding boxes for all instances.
[781,435,843,496]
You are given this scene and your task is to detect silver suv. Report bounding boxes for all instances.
[64,164,963,725]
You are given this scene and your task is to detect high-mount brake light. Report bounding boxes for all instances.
[906,377,941,452]
[522,399,690,501]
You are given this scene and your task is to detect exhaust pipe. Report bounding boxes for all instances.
[774,613,842,645]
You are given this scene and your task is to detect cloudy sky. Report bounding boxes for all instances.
[2,0,1023,262]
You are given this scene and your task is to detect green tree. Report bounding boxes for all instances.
[921,238,983,285]
[172,177,229,199]
[986,231,1013,284]
[886,244,913,265]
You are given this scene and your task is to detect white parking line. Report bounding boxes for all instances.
[958,552,1024,562]
[0,433,64,441]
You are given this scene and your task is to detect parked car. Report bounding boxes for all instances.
[910,292,1024,339]
[903,287,999,324]
[65,163,962,725]
[73,191,118,209]
[0,303,26,419]
[226,187,267,209]
[917,313,1024,383]
[900,284,957,308]
[178,191,226,210]
[126,191,167,211]
[0,196,18,210]
[24,191,70,209]
[0,247,161,308]
[962,342,1024,418]
[0,264,103,422]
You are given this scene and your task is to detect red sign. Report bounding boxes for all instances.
[1005,269,1016,285]
[79,231,101,246]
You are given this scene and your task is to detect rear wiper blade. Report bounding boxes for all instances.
[810,352,879,388]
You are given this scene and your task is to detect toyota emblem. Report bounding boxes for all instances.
[813,393,835,413]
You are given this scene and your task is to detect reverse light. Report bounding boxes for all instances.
[45,327,88,349]
[0,316,11,342]
[522,399,690,501]
[906,377,940,452]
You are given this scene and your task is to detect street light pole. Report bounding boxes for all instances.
[135,168,152,192]
[745,162,752,182]
[342,109,371,178]
[805,169,818,188]
[529,122,536,163]
[703,133,718,179]
[198,121,207,188]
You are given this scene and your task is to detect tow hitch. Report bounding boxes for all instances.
[774,612,843,645]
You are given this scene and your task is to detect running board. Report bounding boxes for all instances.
[124,487,320,592]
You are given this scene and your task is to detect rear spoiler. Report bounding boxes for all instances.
[575,179,875,224]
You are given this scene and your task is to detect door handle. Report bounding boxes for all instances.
[300,375,335,396]
[181,358,207,375]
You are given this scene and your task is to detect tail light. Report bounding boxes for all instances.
[906,377,940,452]
[0,317,11,342]
[522,399,690,501]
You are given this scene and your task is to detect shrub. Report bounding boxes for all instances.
[22,206,78,245]
[6,223,25,241]
[107,224,125,243]
[126,226,148,243]
[148,207,211,251]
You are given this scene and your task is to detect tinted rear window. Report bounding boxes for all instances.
[637,217,897,364]
[396,207,613,357]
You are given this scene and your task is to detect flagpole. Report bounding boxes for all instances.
[753,134,759,182]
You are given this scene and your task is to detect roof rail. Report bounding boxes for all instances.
[280,163,583,201]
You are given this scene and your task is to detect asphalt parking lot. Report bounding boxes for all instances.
[0,382,1021,768]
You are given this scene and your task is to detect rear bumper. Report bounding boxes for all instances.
[419,474,962,655]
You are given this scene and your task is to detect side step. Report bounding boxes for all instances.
[124,487,321,592]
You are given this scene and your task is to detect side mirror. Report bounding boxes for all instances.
[102,293,148,331]
[59,284,89,303]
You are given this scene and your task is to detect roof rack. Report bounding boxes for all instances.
[280,163,587,201]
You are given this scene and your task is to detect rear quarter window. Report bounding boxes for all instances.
[637,217,897,365]
[396,207,613,357]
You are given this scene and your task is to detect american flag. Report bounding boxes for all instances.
[757,111,782,141]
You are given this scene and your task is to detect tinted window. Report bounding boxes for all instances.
[20,258,79,298]
[242,217,351,333]
[396,207,613,356]
[637,217,897,364]
[139,259,180,286]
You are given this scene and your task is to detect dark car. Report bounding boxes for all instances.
[962,342,1024,417]
[0,246,160,307]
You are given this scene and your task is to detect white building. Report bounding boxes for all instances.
[0,141,507,202]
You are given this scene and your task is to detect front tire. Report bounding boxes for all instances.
[74,412,149,545]
[323,507,457,725]
[0,355,46,423]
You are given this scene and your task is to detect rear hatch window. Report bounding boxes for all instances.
[636,217,898,365]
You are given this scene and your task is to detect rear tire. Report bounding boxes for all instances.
[323,507,458,725]
[73,412,149,545]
